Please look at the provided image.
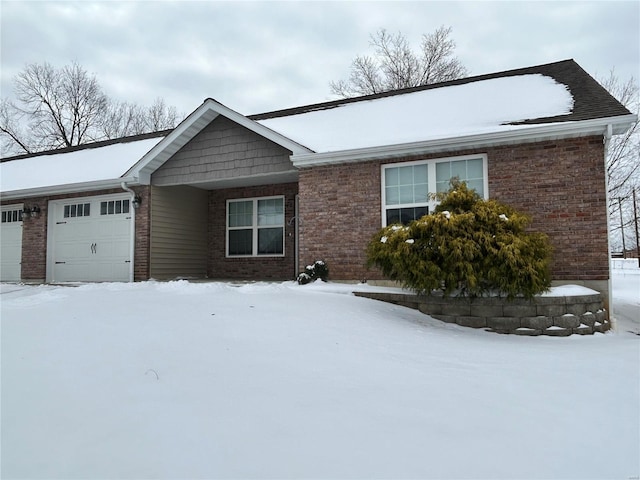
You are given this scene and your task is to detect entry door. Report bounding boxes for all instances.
[48,195,133,282]
[0,204,24,282]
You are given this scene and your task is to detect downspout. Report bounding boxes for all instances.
[603,125,614,328]
[121,182,137,282]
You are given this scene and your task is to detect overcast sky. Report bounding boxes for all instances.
[1,1,638,117]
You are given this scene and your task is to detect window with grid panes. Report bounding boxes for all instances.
[382,155,487,225]
[227,196,285,256]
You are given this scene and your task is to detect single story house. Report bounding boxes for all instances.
[1,59,636,310]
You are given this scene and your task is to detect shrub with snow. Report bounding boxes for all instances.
[297,260,329,285]
[366,180,552,298]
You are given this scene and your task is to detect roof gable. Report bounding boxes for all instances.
[126,98,312,183]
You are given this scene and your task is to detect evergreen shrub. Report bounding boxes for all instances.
[297,260,329,285]
[366,180,552,298]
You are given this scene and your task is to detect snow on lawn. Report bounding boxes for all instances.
[1,276,638,479]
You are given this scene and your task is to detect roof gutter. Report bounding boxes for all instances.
[0,176,140,201]
[290,114,637,167]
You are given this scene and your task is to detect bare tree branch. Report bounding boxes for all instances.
[600,69,640,252]
[1,61,182,157]
[330,26,468,98]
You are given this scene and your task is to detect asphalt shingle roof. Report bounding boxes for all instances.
[249,59,631,125]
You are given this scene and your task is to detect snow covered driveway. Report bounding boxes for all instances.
[1,275,638,479]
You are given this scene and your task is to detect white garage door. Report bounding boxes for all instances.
[1,204,24,282]
[48,194,134,282]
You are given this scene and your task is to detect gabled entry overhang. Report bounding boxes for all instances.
[290,114,637,167]
[127,98,314,184]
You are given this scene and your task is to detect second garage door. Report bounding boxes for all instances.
[48,194,134,282]
[1,204,24,282]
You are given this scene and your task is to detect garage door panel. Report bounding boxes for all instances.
[1,205,23,282]
[49,195,133,283]
[55,241,93,262]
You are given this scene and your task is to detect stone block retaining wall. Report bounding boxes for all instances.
[354,291,610,336]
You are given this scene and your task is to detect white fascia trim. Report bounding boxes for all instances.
[0,176,140,201]
[291,114,638,167]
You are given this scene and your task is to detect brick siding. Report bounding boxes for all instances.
[208,183,298,280]
[298,135,609,283]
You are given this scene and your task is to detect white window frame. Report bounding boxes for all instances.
[226,195,285,258]
[381,154,488,226]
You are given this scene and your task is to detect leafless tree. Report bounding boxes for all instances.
[600,70,640,253]
[1,62,181,157]
[330,26,468,98]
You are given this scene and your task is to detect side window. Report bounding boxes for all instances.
[382,155,487,225]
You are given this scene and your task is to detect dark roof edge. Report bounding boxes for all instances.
[248,59,581,120]
[1,129,172,162]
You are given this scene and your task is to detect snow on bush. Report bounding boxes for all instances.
[366,180,552,298]
[297,260,329,285]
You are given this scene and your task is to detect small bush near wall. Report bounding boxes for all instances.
[297,260,329,285]
[366,181,553,299]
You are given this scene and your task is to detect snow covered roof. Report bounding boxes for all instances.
[1,59,635,199]
[256,74,573,153]
[250,59,635,165]
[1,133,165,198]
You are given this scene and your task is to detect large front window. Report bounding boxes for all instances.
[227,196,285,256]
[382,155,487,225]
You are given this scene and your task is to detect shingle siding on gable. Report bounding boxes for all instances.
[298,135,608,285]
[151,116,295,186]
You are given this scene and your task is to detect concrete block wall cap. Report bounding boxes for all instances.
[534,296,567,305]
[567,294,602,303]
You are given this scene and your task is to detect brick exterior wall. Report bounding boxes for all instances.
[298,135,609,283]
[1,185,151,282]
[20,201,47,281]
[132,186,151,281]
[208,183,298,280]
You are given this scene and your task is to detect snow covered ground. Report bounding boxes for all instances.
[1,263,638,479]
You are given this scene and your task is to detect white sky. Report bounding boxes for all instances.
[0,1,638,117]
